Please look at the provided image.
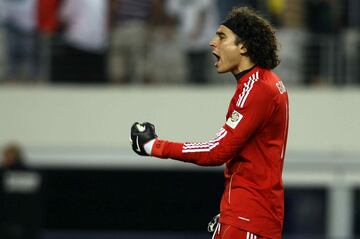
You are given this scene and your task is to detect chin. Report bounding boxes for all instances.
[217,68,229,74]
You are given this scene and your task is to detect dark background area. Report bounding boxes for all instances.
[42,169,224,231]
[1,168,333,238]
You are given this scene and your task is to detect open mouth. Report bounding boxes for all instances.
[212,52,220,67]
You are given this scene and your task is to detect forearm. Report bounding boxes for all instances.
[151,139,230,166]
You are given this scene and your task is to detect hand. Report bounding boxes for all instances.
[207,214,220,233]
[130,122,157,156]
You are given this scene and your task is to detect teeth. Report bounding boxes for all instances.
[212,53,220,67]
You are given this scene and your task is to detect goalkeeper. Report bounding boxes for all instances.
[130,7,289,239]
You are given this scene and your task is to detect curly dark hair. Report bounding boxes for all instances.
[223,7,280,69]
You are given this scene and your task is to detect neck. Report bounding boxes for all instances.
[233,65,256,81]
[233,58,255,75]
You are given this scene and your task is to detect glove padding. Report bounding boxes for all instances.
[130,122,157,156]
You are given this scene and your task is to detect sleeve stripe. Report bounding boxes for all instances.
[182,129,228,153]
[236,71,259,108]
[215,127,226,137]
[183,142,218,149]
[236,78,253,107]
[183,128,226,147]
[182,142,220,153]
[183,130,227,149]
[214,130,227,141]
[239,77,256,108]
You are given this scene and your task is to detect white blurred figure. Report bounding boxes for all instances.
[0,0,39,83]
[60,0,109,53]
[52,0,109,84]
[166,0,218,84]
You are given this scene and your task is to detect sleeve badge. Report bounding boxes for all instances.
[226,110,243,129]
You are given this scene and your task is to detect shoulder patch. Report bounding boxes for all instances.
[226,110,243,129]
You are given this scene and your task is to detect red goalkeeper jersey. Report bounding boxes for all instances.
[153,66,289,239]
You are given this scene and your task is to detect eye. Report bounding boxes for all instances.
[219,33,226,40]
[216,32,226,40]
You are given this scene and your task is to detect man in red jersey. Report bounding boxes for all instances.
[130,7,289,239]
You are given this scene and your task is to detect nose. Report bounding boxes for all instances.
[209,36,217,48]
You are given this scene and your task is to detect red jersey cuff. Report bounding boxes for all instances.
[151,139,184,159]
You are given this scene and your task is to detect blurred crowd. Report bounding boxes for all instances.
[0,0,359,86]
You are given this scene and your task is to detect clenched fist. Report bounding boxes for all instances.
[130,122,157,156]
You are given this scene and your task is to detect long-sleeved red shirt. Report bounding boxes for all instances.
[152,66,289,239]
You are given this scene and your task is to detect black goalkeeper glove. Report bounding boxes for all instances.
[130,122,158,156]
[207,213,220,233]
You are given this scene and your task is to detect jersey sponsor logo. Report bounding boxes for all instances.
[236,71,259,108]
[226,110,243,129]
[276,81,286,94]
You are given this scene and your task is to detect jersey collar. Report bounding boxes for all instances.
[233,65,257,82]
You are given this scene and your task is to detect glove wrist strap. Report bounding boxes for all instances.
[144,139,156,155]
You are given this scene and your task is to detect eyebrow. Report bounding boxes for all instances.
[216,31,226,37]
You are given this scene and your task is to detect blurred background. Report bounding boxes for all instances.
[0,0,359,239]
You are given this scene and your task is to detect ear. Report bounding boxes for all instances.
[238,43,248,54]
